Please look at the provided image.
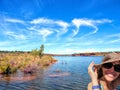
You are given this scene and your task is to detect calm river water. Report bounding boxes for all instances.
[0,56,120,90]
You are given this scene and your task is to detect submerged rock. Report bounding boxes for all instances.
[48,72,70,78]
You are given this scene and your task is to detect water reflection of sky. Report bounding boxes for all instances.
[0,56,104,90]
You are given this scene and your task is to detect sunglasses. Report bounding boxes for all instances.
[102,62,120,72]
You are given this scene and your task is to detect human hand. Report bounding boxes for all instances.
[88,62,98,82]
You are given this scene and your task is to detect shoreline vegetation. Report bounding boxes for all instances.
[46,51,120,56]
[0,50,120,76]
[0,44,58,76]
[0,51,57,75]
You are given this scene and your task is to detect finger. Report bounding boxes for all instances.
[88,61,94,70]
[88,62,95,73]
[93,67,98,76]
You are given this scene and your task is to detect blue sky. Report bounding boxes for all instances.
[0,0,120,54]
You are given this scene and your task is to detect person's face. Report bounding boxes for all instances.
[102,61,120,82]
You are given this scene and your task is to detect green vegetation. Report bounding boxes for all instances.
[39,44,44,58]
[0,45,57,75]
[31,44,44,58]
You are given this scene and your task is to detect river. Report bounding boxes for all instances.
[0,56,120,90]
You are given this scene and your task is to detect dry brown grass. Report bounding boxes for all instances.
[0,52,57,74]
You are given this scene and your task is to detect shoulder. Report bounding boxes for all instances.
[100,80,109,90]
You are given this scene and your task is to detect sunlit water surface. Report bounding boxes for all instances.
[0,56,120,90]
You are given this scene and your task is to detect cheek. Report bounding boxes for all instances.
[102,68,120,81]
[113,73,120,79]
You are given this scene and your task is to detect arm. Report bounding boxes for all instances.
[88,62,100,90]
[87,82,92,90]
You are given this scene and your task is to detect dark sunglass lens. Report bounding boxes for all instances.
[102,63,113,69]
[114,64,120,72]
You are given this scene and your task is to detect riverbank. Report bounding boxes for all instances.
[0,52,57,75]
[47,51,120,56]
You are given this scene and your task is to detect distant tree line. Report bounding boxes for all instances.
[0,44,45,58]
[0,50,30,53]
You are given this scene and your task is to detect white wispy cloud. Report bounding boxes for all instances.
[38,28,53,41]
[55,20,69,37]
[30,17,69,29]
[30,18,53,24]
[4,31,27,40]
[55,20,69,29]
[108,39,120,43]
[107,33,120,38]
[71,18,112,37]
[0,16,117,53]
[93,19,112,24]
[4,18,25,24]
[30,17,112,42]
[103,33,120,44]
[30,18,69,40]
